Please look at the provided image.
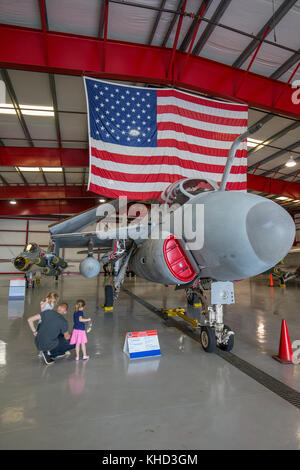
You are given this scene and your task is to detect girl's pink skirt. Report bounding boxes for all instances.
[70,329,87,344]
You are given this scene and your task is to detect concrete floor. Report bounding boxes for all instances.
[0,273,300,450]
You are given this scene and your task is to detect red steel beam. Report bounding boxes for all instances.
[0,24,299,119]
[0,185,96,199]
[0,147,88,167]
[247,173,300,200]
[0,199,96,216]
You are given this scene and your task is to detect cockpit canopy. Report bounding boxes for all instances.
[159,178,219,205]
[24,242,39,253]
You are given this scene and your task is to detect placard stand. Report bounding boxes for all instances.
[8,279,26,300]
[123,330,161,360]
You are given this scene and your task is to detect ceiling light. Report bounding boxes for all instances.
[276,196,289,200]
[18,167,40,172]
[247,138,263,147]
[285,156,297,167]
[9,200,17,205]
[21,110,54,117]
[0,104,54,116]
[99,199,106,203]
[42,167,63,172]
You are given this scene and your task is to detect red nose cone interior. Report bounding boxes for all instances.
[163,235,196,283]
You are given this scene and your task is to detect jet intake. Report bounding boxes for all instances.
[43,266,58,277]
[79,256,101,278]
[33,256,47,267]
[14,256,32,272]
[50,256,68,269]
[129,234,196,285]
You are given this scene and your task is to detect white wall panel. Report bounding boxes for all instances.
[0,262,17,273]
[0,219,27,230]
[28,219,52,231]
[0,246,22,259]
[0,232,26,245]
[29,233,50,246]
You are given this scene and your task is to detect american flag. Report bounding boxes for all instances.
[84,77,248,200]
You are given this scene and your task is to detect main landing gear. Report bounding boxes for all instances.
[165,281,235,354]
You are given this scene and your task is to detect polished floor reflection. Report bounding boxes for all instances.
[0,274,299,450]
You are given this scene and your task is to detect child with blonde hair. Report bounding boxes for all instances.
[70,299,91,360]
[40,291,59,312]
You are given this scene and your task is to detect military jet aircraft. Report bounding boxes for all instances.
[7,242,68,287]
[46,123,296,353]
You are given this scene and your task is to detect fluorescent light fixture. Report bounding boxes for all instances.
[9,200,17,205]
[22,110,54,116]
[276,196,289,200]
[99,198,106,203]
[285,155,297,167]
[247,138,263,147]
[18,167,40,172]
[42,167,63,172]
[0,103,54,116]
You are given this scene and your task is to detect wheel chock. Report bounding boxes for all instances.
[104,306,114,311]
[101,303,114,311]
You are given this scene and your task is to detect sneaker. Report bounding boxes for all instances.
[82,355,90,360]
[41,351,54,365]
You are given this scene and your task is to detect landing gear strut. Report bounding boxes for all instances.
[185,280,235,353]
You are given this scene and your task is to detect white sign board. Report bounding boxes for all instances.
[8,279,26,300]
[123,330,161,360]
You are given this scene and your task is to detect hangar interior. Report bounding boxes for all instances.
[0,0,300,450]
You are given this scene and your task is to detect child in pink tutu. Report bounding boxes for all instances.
[70,299,91,360]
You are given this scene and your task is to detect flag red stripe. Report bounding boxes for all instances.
[91,166,246,185]
[157,105,247,127]
[89,181,247,199]
[157,139,246,157]
[157,89,248,113]
[157,121,241,141]
[89,182,165,200]
[91,148,247,169]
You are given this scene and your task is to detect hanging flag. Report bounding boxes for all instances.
[84,77,248,200]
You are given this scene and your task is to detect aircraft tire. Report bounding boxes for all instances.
[218,325,234,352]
[200,326,216,353]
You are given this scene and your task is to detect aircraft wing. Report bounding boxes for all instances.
[50,222,153,249]
[48,199,123,235]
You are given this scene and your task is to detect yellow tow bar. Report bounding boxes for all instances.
[161,308,199,329]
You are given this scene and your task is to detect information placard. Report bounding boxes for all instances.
[8,279,26,300]
[123,330,161,360]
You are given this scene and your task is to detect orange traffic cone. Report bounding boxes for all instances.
[272,319,293,364]
[269,273,274,287]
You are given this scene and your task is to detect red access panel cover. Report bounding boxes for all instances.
[163,235,195,282]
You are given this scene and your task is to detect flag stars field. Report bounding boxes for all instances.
[84,77,248,199]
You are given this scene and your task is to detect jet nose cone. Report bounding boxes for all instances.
[246,200,295,266]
